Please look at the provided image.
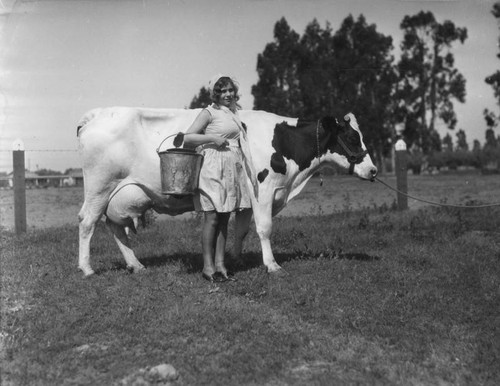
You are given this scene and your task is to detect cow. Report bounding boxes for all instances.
[76,107,377,277]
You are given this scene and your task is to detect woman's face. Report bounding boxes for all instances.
[217,82,236,108]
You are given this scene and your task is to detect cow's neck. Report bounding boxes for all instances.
[272,119,333,172]
[286,155,324,204]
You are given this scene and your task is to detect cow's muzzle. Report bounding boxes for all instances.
[337,136,369,175]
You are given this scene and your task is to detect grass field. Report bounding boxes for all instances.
[1,173,500,385]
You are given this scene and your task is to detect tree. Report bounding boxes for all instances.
[252,18,303,116]
[36,168,62,176]
[485,128,498,150]
[396,11,467,153]
[297,19,335,118]
[189,86,212,109]
[472,139,481,153]
[442,133,453,152]
[484,2,500,126]
[483,125,500,169]
[330,15,396,169]
[455,129,468,151]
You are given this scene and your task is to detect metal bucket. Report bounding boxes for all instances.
[158,148,203,195]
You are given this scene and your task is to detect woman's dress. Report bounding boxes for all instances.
[194,104,252,213]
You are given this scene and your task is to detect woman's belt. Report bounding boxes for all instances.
[199,138,240,151]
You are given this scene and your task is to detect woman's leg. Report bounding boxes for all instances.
[202,211,218,276]
[214,212,230,276]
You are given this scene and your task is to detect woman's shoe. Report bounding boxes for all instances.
[212,272,229,282]
[202,272,214,282]
[223,271,236,281]
[202,272,227,283]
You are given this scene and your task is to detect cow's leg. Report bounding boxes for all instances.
[106,218,145,273]
[233,208,252,258]
[78,198,108,276]
[252,190,283,274]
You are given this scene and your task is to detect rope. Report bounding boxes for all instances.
[316,121,324,186]
[375,176,500,209]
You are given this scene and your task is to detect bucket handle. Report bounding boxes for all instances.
[156,133,184,153]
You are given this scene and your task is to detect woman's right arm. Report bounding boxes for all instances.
[183,110,228,148]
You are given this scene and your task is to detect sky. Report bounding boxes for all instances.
[0,0,498,173]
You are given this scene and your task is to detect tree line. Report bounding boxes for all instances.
[190,5,500,173]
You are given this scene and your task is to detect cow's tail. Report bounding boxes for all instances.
[76,108,102,136]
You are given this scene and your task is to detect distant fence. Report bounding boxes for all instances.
[0,148,82,189]
[4,148,83,234]
[0,174,83,188]
[12,150,27,234]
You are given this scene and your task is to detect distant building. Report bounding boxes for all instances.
[2,168,84,188]
[7,171,42,188]
[63,168,84,187]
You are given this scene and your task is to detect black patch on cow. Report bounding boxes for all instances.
[270,153,287,174]
[329,117,365,164]
[257,168,269,183]
[270,118,338,173]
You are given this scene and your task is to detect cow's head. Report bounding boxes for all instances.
[322,113,377,181]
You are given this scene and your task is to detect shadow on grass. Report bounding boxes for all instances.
[274,251,380,264]
[100,249,380,276]
[101,252,261,275]
[339,252,380,261]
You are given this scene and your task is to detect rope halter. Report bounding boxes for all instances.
[316,117,369,175]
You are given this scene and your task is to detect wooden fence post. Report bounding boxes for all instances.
[395,139,408,211]
[13,142,27,234]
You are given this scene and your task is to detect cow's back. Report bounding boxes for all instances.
[77,107,294,193]
[77,107,198,195]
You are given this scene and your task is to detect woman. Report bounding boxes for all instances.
[184,75,252,282]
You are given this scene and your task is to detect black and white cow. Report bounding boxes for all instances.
[76,107,377,276]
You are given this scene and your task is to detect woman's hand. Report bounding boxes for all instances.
[211,136,229,148]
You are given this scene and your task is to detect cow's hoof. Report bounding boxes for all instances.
[79,266,95,277]
[267,267,288,277]
[127,265,146,274]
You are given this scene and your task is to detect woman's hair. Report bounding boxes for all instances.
[210,76,241,109]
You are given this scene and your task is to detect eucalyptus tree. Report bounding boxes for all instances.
[330,14,396,169]
[297,19,335,119]
[252,18,303,116]
[484,2,500,126]
[485,127,499,150]
[188,86,211,109]
[396,11,467,153]
[455,129,469,151]
[442,133,453,152]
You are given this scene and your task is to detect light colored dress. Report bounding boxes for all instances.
[194,104,252,213]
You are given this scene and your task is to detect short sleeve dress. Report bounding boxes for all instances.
[194,104,252,213]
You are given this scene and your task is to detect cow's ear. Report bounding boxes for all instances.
[322,116,340,134]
